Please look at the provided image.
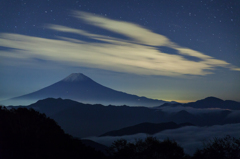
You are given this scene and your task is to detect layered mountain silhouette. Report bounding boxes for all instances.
[99,122,194,137]
[184,97,240,110]
[2,73,165,106]
[8,98,240,138]
[160,97,240,110]
[22,98,167,137]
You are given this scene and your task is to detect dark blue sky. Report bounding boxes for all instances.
[0,0,240,102]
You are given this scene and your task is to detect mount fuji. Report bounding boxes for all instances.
[2,73,166,106]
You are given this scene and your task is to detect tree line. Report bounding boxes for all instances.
[0,106,239,159]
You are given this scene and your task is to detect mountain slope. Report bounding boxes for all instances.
[2,73,165,106]
[99,122,194,137]
[169,110,200,124]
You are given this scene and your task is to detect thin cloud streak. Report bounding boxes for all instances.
[0,11,239,76]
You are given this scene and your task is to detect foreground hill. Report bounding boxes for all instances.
[0,106,105,159]
[1,73,165,107]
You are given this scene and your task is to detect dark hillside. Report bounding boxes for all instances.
[0,106,105,159]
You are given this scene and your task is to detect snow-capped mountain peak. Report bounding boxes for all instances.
[62,73,89,82]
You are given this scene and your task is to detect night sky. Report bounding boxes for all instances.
[0,0,240,103]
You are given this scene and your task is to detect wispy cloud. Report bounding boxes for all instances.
[0,11,239,76]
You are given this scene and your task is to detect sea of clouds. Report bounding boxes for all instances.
[85,123,240,155]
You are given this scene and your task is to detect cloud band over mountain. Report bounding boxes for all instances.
[0,11,239,76]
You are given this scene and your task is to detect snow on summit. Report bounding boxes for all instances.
[62,73,89,82]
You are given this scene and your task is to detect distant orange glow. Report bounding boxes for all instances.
[164,99,195,103]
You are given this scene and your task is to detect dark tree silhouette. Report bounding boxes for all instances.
[0,106,105,159]
[193,135,240,159]
[108,136,186,159]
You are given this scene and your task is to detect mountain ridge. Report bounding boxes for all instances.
[159,96,240,110]
[99,121,194,137]
[1,73,166,107]
[184,96,240,110]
